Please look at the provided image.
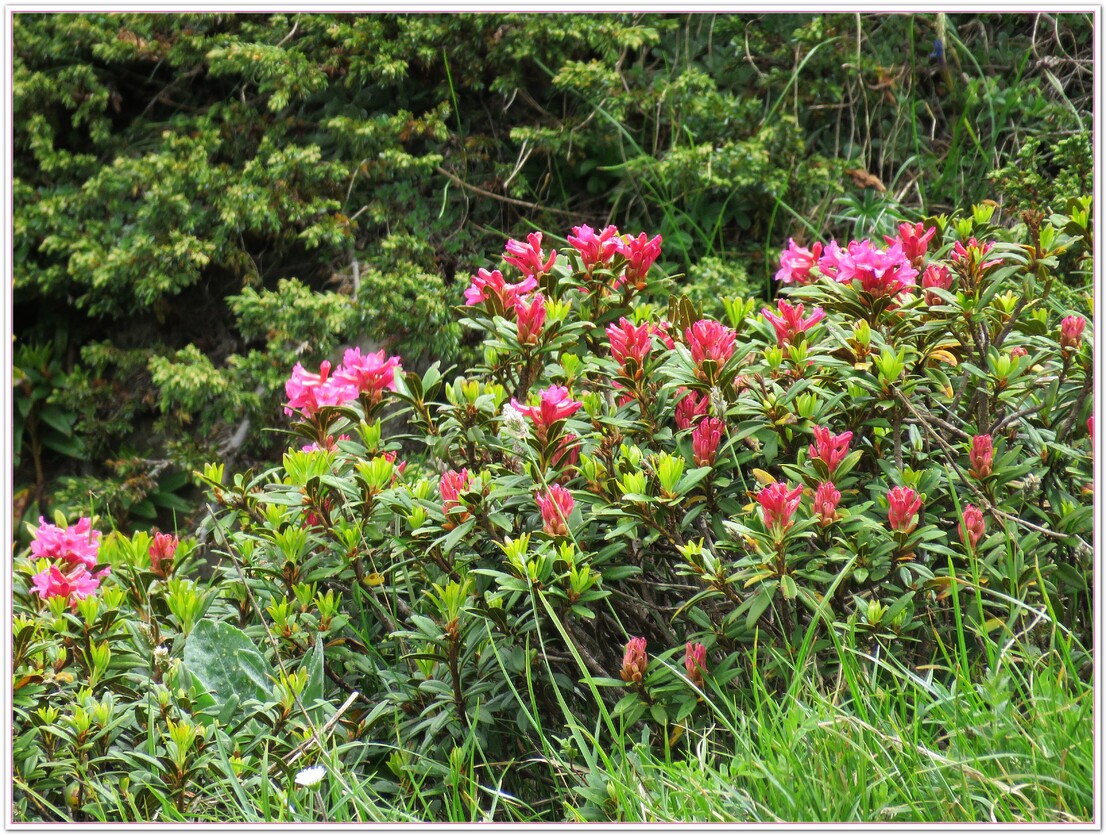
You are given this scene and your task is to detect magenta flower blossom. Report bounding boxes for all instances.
[149,532,179,577]
[684,641,707,688]
[31,563,105,608]
[675,388,710,431]
[607,317,652,376]
[1060,315,1086,351]
[813,482,841,527]
[285,361,358,418]
[31,516,102,570]
[335,347,403,398]
[614,232,663,289]
[969,434,993,480]
[439,468,472,518]
[620,636,648,685]
[761,299,826,347]
[503,232,557,278]
[301,433,351,454]
[535,484,574,537]
[686,319,737,369]
[887,486,922,534]
[823,239,918,297]
[510,385,583,439]
[808,426,853,473]
[921,263,954,306]
[513,293,547,346]
[885,221,936,263]
[568,224,621,274]
[951,237,1002,274]
[692,417,725,467]
[757,481,804,532]
[775,238,824,285]
[464,267,538,309]
[1009,346,1028,359]
[959,504,986,549]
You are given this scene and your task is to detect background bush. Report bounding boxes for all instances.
[12,11,1093,532]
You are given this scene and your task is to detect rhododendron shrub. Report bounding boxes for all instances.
[195,207,1091,803]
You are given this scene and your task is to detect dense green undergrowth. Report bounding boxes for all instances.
[12,11,1093,533]
[9,10,1096,825]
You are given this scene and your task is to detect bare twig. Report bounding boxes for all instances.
[894,389,1087,548]
[434,166,576,218]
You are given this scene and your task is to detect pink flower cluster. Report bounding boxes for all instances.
[567,225,662,289]
[684,641,707,688]
[762,299,825,347]
[503,232,556,279]
[757,481,803,532]
[820,239,919,297]
[887,486,922,534]
[692,417,724,467]
[149,532,179,577]
[808,426,853,473]
[686,319,736,381]
[675,389,710,431]
[510,385,582,442]
[536,484,574,537]
[620,636,648,685]
[464,267,537,309]
[440,468,472,522]
[959,504,986,549]
[607,317,652,378]
[29,517,109,608]
[285,347,403,418]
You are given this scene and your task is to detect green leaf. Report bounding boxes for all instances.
[745,585,776,630]
[780,574,797,600]
[183,620,272,708]
[302,633,325,722]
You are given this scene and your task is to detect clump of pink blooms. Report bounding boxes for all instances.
[887,486,922,534]
[757,481,803,533]
[885,221,936,264]
[959,504,986,550]
[813,482,841,527]
[503,232,556,279]
[819,239,918,297]
[775,239,823,285]
[464,267,537,310]
[675,389,710,431]
[607,317,652,378]
[536,484,574,537]
[1060,314,1086,352]
[808,426,853,473]
[684,641,707,688]
[620,636,648,685]
[29,517,109,608]
[969,434,994,480]
[149,532,179,577]
[921,264,954,306]
[761,299,825,347]
[692,417,724,467]
[615,232,663,290]
[510,385,582,442]
[285,347,402,418]
[440,469,472,521]
[513,292,547,346]
[686,319,736,380]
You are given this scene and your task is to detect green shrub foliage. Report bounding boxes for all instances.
[14,199,1091,820]
[12,12,1092,531]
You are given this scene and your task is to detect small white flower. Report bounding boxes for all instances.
[709,385,727,418]
[501,403,530,439]
[295,765,327,787]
